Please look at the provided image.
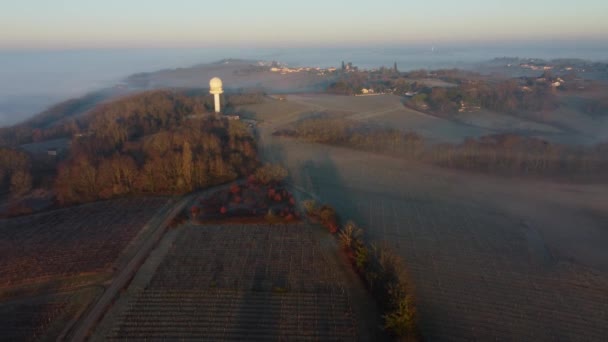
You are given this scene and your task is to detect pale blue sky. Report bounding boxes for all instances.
[1,0,607,49]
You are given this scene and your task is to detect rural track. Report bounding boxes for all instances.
[67,195,193,342]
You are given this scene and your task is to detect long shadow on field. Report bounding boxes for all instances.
[296,149,388,339]
[244,135,379,338]
[298,150,365,228]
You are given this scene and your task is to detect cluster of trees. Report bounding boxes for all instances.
[328,69,424,96]
[325,67,560,115]
[254,163,288,185]
[0,148,33,197]
[54,91,258,204]
[81,90,204,147]
[286,118,425,157]
[410,79,558,115]
[327,68,468,96]
[338,221,418,339]
[0,88,268,148]
[327,79,366,95]
[429,135,607,176]
[302,200,339,233]
[279,118,608,179]
[302,200,419,338]
[0,89,268,208]
[0,120,79,147]
[0,89,123,146]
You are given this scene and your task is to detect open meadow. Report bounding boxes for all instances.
[243,95,608,340]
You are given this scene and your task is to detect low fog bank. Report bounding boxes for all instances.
[2,45,608,127]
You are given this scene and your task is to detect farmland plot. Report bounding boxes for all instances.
[239,91,608,340]
[0,299,67,341]
[0,197,169,288]
[102,224,373,341]
[257,125,608,340]
[344,191,608,340]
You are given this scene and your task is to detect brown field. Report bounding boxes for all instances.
[0,287,102,342]
[242,95,608,340]
[0,297,68,341]
[0,197,169,289]
[92,223,382,341]
[0,197,170,341]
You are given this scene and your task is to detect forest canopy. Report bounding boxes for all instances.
[45,90,258,204]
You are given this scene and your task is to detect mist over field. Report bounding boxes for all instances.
[2,44,607,126]
[4,0,608,339]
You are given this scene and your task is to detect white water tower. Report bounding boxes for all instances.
[209,77,223,113]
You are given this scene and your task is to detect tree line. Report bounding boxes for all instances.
[303,200,419,339]
[277,118,607,179]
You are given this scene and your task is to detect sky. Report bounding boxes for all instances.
[1,0,608,50]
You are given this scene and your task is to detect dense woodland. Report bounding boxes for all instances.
[0,90,260,207]
[277,118,608,178]
[0,89,265,147]
[54,91,258,204]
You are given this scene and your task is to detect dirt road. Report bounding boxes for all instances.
[68,196,192,342]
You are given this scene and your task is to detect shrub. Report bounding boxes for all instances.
[169,211,188,227]
[339,221,362,250]
[190,205,200,215]
[384,295,418,338]
[354,242,369,271]
[336,219,419,339]
[229,183,240,194]
[265,209,280,224]
[302,200,318,216]
[319,205,336,222]
[254,163,288,184]
[319,205,339,233]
